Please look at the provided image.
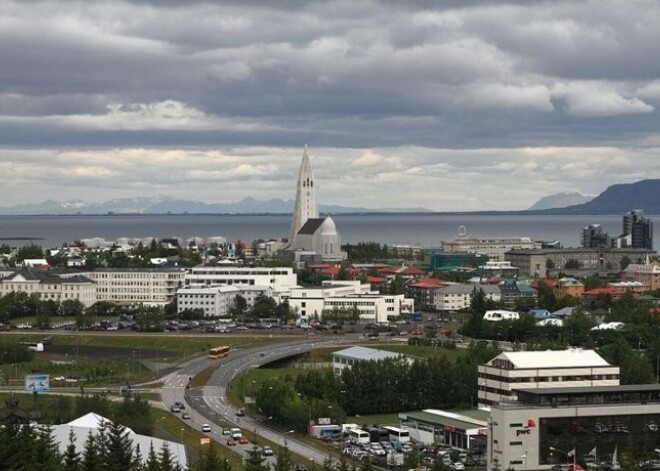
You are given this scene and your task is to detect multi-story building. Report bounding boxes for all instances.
[622,262,660,291]
[477,349,619,408]
[288,280,414,324]
[498,279,537,309]
[505,248,656,277]
[442,226,542,262]
[176,286,240,318]
[406,278,446,309]
[624,209,654,249]
[553,277,585,298]
[488,384,660,471]
[184,265,297,296]
[85,268,186,306]
[0,268,97,307]
[432,283,501,311]
[581,224,611,249]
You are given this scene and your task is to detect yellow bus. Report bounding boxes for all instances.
[208,345,230,359]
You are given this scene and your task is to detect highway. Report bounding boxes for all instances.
[160,336,350,467]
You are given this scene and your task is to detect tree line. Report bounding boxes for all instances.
[254,342,501,429]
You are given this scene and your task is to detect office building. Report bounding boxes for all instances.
[477,349,619,408]
[442,226,541,262]
[488,385,660,470]
[581,224,610,249]
[85,267,186,306]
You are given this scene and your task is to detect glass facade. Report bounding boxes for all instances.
[539,413,660,464]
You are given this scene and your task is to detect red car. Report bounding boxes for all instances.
[239,436,249,445]
[226,439,236,446]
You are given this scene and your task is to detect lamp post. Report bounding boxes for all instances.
[521,451,527,470]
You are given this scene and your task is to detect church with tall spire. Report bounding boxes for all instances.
[284,147,345,264]
[288,145,318,243]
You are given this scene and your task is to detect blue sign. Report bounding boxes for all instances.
[25,374,49,392]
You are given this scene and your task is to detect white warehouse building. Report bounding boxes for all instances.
[288,280,414,324]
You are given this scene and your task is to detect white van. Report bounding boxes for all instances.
[230,427,242,439]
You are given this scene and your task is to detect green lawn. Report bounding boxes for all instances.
[375,343,467,361]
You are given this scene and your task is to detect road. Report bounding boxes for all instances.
[160,336,351,467]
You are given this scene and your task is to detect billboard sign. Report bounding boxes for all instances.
[25,374,49,393]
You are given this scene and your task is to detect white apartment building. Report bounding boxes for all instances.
[176,286,240,318]
[433,283,501,311]
[477,349,620,408]
[0,269,97,307]
[176,285,272,318]
[184,265,297,295]
[443,226,541,262]
[288,280,414,324]
[85,268,186,306]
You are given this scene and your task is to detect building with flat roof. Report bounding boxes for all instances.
[478,349,619,408]
[331,346,413,375]
[505,248,656,278]
[185,265,297,295]
[433,283,501,312]
[399,408,489,452]
[85,267,186,306]
[289,280,413,324]
[442,226,542,262]
[488,384,660,471]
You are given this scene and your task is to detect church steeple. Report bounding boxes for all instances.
[289,146,318,242]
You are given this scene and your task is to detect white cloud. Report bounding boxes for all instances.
[552,82,654,117]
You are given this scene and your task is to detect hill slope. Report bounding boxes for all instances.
[552,179,660,214]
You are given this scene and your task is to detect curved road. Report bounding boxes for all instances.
[161,336,352,466]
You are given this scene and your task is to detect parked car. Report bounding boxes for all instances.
[201,424,211,432]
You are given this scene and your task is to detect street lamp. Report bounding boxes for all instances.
[521,451,527,470]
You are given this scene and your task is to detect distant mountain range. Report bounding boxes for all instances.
[0,197,432,215]
[527,192,594,211]
[541,179,660,214]
[2,179,660,215]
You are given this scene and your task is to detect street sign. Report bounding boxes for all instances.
[25,374,49,392]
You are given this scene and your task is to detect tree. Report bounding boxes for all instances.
[230,294,248,320]
[63,428,82,471]
[390,275,406,295]
[145,443,161,471]
[196,443,232,471]
[545,258,555,270]
[564,259,581,269]
[620,255,632,271]
[81,431,103,471]
[244,444,270,471]
[252,294,277,320]
[102,421,135,471]
[273,443,294,471]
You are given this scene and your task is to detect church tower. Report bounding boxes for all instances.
[288,146,318,243]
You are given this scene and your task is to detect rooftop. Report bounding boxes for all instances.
[486,349,610,369]
[400,408,489,431]
[332,346,406,362]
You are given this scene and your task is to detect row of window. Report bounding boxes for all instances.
[479,372,619,382]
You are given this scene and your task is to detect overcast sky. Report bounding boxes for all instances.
[2,0,660,211]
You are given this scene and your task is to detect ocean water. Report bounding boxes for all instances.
[0,213,653,250]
